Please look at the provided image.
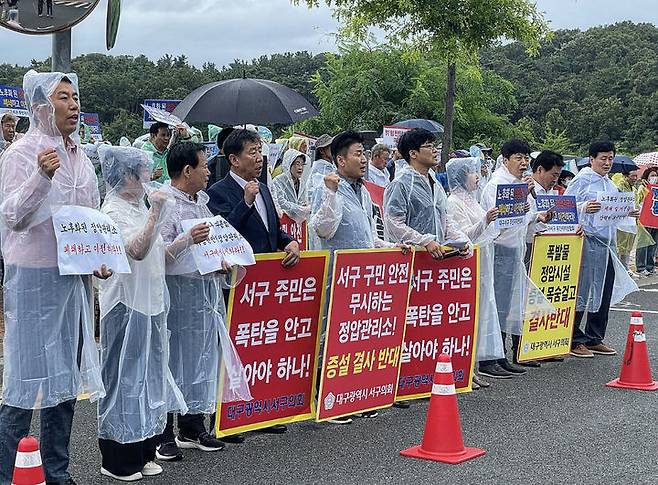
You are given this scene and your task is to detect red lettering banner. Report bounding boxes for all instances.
[396,249,480,399]
[317,248,413,421]
[280,214,308,250]
[216,251,329,436]
[639,184,658,229]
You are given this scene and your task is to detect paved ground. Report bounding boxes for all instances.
[43,278,658,484]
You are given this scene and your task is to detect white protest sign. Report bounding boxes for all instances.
[268,143,283,168]
[52,205,131,276]
[593,191,636,228]
[141,103,186,128]
[382,125,410,149]
[180,215,256,275]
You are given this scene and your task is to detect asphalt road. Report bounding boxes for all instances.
[13,278,658,484]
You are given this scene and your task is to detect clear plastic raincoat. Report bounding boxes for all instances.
[310,175,391,251]
[96,145,187,443]
[306,157,336,249]
[160,183,251,413]
[565,167,638,312]
[480,164,553,335]
[446,158,504,361]
[0,70,104,409]
[383,164,468,246]
[271,148,311,224]
[366,163,390,188]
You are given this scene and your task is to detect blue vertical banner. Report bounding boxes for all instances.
[0,85,28,118]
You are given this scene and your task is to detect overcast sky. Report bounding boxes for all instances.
[2,0,658,68]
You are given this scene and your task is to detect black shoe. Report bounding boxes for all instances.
[513,358,541,368]
[220,433,245,444]
[356,410,379,418]
[258,424,287,434]
[176,432,224,452]
[156,441,183,461]
[393,400,411,409]
[478,363,514,379]
[499,359,527,375]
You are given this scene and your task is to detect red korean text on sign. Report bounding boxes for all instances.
[317,249,413,421]
[397,249,479,399]
[217,252,328,436]
[280,214,308,250]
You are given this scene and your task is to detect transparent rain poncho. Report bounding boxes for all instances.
[446,158,504,361]
[160,182,251,413]
[270,148,311,224]
[306,157,336,249]
[0,70,104,409]
[310,175,392,251]
[565,167,638,312]
[480,164,554,335]
[383,164,469,247]
[96,145,187,443]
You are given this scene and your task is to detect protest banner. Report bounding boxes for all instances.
[80,112,102,141]
[593,191,635,227]
[518,235,584,362]
[364,181,385,240]
[52,205,131,275]
[535,194,579,233]
[495,183,528,229]
[268,143,283,168]
[142,99,181,128]
[382,125,410,149]
[180,215,255,274]
[216,251,329,436]
[0,84,28,118]
[317,248,413,421]
[639,185,658,229]
[280,214,308,250]
[396,249,480,400]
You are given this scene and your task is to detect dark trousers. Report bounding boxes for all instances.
[572,254,616,347]
[636,227,658,273]
[0,400,76,484]
[98,437,157,477]
[159,413,207,443]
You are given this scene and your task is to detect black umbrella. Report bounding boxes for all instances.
[172,78,319,126]
[393,119,444,135]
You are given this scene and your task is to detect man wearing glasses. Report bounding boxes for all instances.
[383,128,469,259]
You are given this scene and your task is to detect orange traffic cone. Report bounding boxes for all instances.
[400,353,485,464]
[606,311,658,391]
[11,436,45,485]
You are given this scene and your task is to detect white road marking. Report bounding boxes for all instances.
[611,307,658,315]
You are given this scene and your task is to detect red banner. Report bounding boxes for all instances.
[397,249,480,399]
[639,185,658,229]
[280,214,308,250]
[317,249,413,421]
[216,251,329,436]
[363,180,385,215]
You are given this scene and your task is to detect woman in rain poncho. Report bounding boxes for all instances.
[271,148,311,224]
[446,157,505,388]
[611,171,638,271]
[96,145,187,481]
[0,70,109,483]
[565,141,639,357]
[156,142,250,459]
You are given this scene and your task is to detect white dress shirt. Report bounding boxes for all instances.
[230,170,269,231]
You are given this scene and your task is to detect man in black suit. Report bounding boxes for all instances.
[207,128,301,263]
[206,129,301,436]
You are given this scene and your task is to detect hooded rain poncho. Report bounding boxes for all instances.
[271,148,311,224]
[446,158,504,361]
[97,145,187,443]
[0,70,104,409]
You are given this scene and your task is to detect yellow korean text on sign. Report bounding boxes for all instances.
[518,234,584,361]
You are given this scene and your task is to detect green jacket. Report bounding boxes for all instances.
[142,141,169,182]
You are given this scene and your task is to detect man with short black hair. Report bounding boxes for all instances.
[0,113,17,157]
[565,140,639,358]
[384,128,468,259]
[156,141,228,460]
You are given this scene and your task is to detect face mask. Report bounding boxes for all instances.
[649,176,658,184]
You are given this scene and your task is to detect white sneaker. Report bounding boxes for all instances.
[641,269,652,277]
[141,461,163,476]
[327,416,353,425]
[100,467,143,482]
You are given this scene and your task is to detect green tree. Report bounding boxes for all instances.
[293,0,549,165]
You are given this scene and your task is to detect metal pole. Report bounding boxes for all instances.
[51,30,72,72]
